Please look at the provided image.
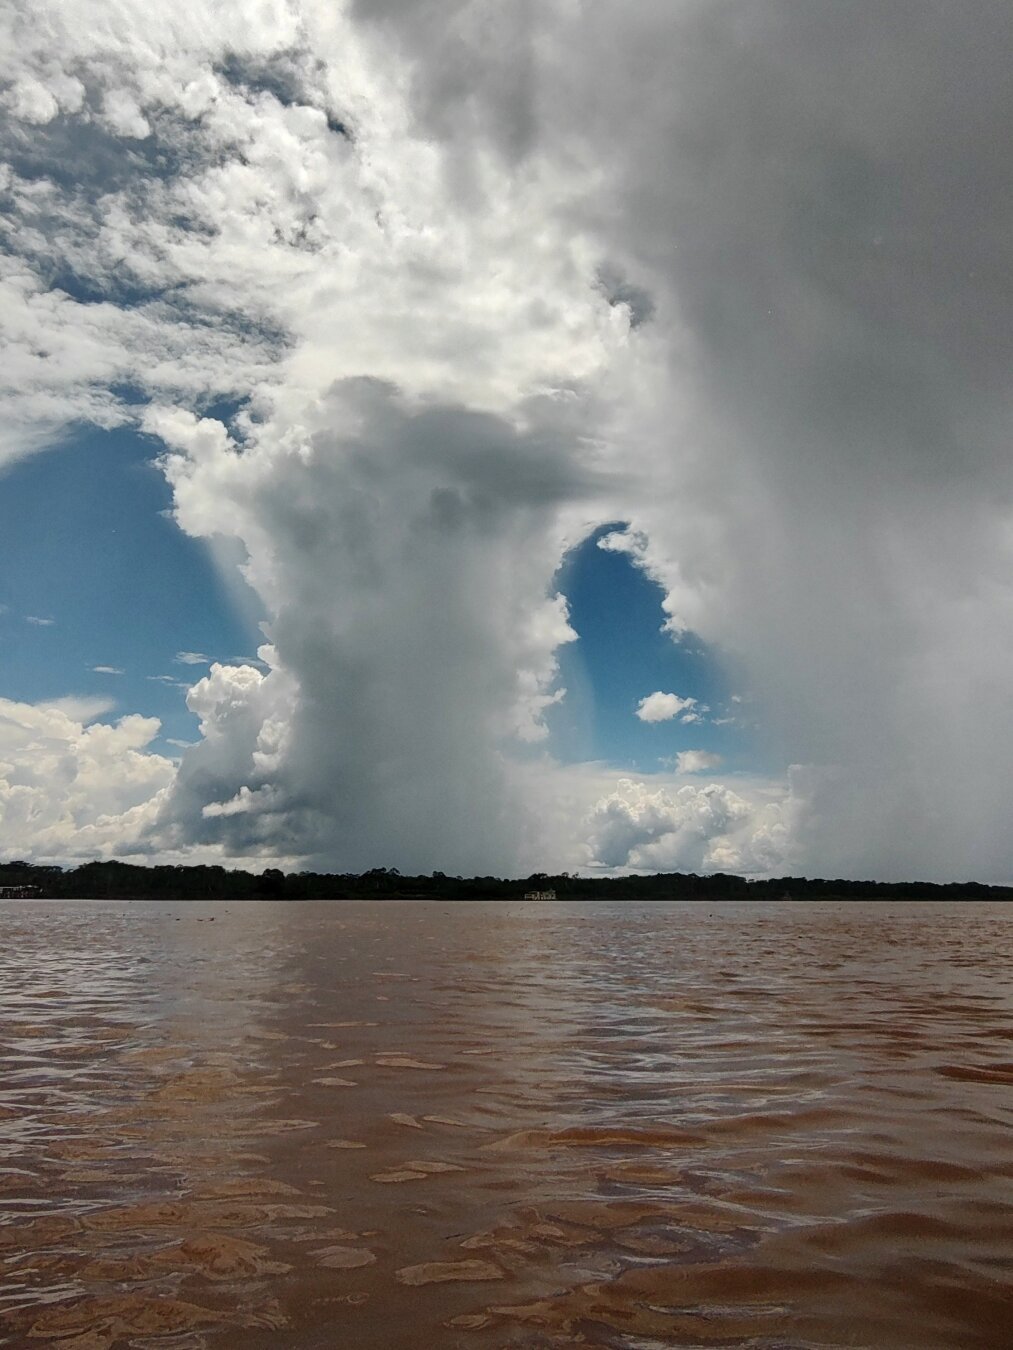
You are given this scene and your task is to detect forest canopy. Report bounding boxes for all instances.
[1,859,1009,903]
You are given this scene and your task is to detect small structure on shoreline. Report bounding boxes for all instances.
[0,884,42,898]
[523,889,557,901]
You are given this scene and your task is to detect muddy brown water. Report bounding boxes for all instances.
[1,899,1011,1349]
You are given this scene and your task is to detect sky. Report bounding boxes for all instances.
[1,0,1012,881]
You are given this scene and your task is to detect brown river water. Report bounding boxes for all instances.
[1,899,1011,1349]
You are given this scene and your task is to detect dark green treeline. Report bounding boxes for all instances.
[1,859,1010,902]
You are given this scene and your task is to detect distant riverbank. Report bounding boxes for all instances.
[2,858,1011,904]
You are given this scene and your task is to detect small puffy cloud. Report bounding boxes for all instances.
[25,615,55,626]
[674,750,722,774]
[4,78,59,125]
[174,651,209,666]
[90,665,125,675]
[635,691,696,723]
[100,88,150,139]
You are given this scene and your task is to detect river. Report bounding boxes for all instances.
[1,899,1011,1348]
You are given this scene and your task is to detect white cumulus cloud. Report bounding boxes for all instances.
[635,691,697,724]
[0,696,174,862]
[585,774,802,876]
[587,778,751,872]
[674,750,722,774]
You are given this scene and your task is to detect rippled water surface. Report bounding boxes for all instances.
[1,899,1012,1349]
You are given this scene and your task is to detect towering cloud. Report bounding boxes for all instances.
[147,381,593,872]
[3,1,1013,879]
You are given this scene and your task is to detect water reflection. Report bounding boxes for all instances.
[1,899,1011,1348]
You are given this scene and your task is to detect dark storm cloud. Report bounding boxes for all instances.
[353,0,1013,879]
[351,0,540,164]
[157,379,599,873]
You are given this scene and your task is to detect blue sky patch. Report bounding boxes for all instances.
[550,526,750,773]
[0,427,262,751]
